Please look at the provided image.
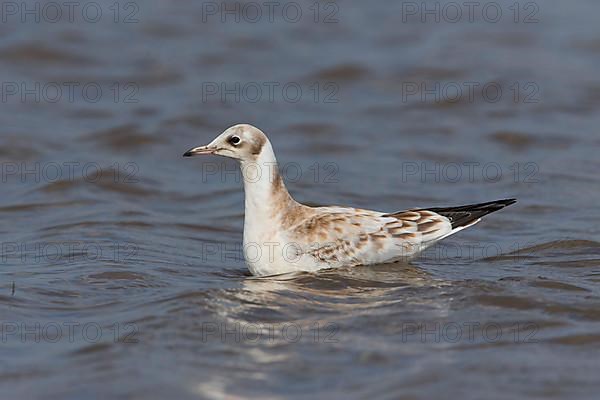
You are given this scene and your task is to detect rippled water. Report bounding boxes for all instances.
[1,0,600,398]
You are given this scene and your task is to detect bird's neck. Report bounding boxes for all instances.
[240,142,297,225]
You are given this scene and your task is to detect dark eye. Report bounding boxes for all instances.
[228,136,241,145]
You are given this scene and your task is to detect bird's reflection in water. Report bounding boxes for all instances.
[212,262,452,327]
[244,262,436,292]
[187,264,456,397]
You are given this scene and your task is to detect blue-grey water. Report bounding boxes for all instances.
[1,0,600,398]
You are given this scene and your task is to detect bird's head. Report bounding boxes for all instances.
[183,124,268,162]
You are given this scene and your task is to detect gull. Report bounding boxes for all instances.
[184,124,516,276]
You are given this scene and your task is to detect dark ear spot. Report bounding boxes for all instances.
[249,134,266,155]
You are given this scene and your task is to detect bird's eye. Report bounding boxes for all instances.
[228,136,241,145]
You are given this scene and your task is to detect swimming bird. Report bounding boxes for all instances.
[184,124,516,276]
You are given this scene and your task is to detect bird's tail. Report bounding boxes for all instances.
[416,198,517,229]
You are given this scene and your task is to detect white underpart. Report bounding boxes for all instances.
[240,141,295,276]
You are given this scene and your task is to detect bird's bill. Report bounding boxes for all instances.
[183,145,218,157]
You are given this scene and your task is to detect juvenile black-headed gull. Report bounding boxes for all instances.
[184,124,516,276]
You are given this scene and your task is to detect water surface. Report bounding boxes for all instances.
[1,0,600,398]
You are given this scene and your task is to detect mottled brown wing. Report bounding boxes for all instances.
[288,207,453,267]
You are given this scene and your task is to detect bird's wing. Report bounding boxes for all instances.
[287,207,453,266]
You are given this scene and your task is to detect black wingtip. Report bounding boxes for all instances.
[498,198,517,206]
[484,198,517,210]
[422,198,517,229]
[182,150,193,157]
